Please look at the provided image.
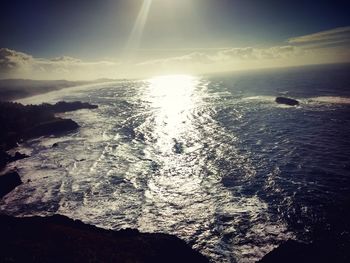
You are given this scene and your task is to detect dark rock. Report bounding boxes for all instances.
[0,214,209,263]
[258,239,349,263]
[0,150,11,169]
[14,151,27,159]
[0,101,97,151]
[0,171,22,198]
[52,143,59,148]
[275,97,299,106]
[51,101,98,113]
[1,151,28,169]
[25,118,79,138]
[173,139,184,154]
[10,151,29,162]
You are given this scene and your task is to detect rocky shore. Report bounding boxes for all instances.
[0,100,210,262]
[0,171,22,198]
[258,239,349,263]
[2,100,348,262]
[0,101,98,198]
[0,214,208,263]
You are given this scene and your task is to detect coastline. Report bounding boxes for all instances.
[0,99,210,262]
[0,213,208,263]
[0,101,98,196]
[1,90,349,262]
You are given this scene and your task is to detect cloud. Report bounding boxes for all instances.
[1,26,349,80]
[138,52,215,67]
[0,48,34,72]
[218,46,301,60]
[139,46,304,68]
[0,48,120,80]
[288,26,350,45]
[50,56,82,63]
[132,45,311,76]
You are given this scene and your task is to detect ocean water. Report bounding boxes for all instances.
[2,63,350,262]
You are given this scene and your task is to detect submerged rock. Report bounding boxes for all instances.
[0,171,22,198]
[173,139,184,154]
[0,214,209,263]
[275,97,299,106]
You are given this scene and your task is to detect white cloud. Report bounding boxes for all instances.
[139,46,304,69]
[1,25,349,80]
[0,48,34,71]
[218,46,301,60]
[138,52,215,66]
[0,48,121,80]
[288,26,350,44]
[50,56,82,63]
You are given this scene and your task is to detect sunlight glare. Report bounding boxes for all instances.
[147,75,200,152]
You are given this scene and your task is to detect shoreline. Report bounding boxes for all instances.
[0,99,211,262]
[0,102,209,263]
[1,97,349,262]
[0,101,98,197]
[0,213,209,263]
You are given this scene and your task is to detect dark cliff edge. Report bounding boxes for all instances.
[257,239,350,263]
[0,101,98,150]
[0,171,22,198]
[0,214,209,263]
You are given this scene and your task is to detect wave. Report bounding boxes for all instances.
[306,96,350,105]
[242,95,350,106]
[241,96,276,102]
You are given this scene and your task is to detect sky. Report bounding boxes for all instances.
[1,0,350,80]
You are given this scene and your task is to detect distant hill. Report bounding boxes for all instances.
[0,78,116,101]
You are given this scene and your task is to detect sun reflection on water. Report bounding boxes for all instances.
[139,74,217,239]
[146,75,201,154]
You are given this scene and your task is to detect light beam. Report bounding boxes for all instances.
[125,0,153,60]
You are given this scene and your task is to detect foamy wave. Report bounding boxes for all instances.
[242,96,276,102]
[307,96,350,104]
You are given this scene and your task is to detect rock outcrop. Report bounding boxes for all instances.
[9,152,29,162]
[0,101,98,200]
[50,101,98,113]
[275,97,299,106]
[0,214,209,263]
[0,101,98,150]
[25,118,79,138]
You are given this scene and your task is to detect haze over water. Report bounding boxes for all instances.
[2,64,350,262]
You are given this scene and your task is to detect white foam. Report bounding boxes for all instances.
[307,96,350,104]
[242,96,276,102]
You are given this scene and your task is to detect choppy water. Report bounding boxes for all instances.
[2,64,350,262]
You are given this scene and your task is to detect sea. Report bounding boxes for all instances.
[1,63,350,262]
